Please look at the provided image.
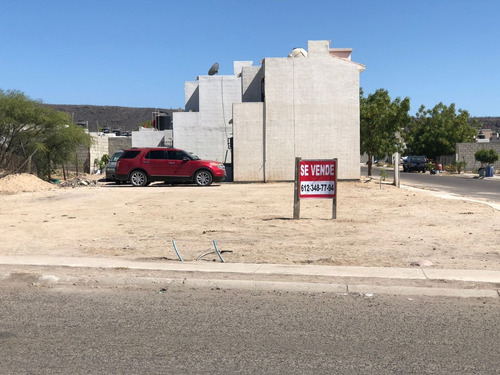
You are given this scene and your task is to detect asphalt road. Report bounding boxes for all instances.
[362,166,500,203]
[1,283,499,374]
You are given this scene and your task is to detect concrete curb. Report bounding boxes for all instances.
[1,270,498,299]
[1,256,499,283]
[1,256,499,299]
[347,284,499,299]
[181,278,499,298]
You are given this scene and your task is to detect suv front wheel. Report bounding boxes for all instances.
[130,170,148,187]
[194,170,213,186]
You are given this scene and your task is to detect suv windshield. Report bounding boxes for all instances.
[187,151,200,160]
[410,156,426,162]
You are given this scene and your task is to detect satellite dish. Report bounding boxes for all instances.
[208,62,219,76]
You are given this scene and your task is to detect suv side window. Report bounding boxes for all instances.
[121,150,140,159]
[168,150,186,160]
[145,150,167,159]
[110,151,123,162]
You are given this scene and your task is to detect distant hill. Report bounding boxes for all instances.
[475,117,500,133]
[44,104,499,134]
[44,104,181,132]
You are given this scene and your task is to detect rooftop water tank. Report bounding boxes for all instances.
[288,47,307,58]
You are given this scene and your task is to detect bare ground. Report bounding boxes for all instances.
[0,174,498,270]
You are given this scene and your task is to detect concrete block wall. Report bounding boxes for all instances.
[172,112,202,155]
[173,75,241,163]
[68,133,108,174]
[456,143,500,171]
[131,129,171,148]
[73,145,90,173]
[295,56,361,180]
[308,40,331,57]
[89,134,110,173]
[173,40,364,181]
[108,137,132,155]
[261,47,362,180]
[234,61,253,75]
[185,81,199,112]
[241,66,264,102]
[232,102,264,181]
[65,132,168,175]
[262,58,296,181]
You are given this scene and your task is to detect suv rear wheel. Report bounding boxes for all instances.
[130,170,148,187]
[194,170,213,186]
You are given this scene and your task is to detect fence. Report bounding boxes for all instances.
[456,143,500,172]
[436,155,456,167]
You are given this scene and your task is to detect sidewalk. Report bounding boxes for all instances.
[1,255,499,299]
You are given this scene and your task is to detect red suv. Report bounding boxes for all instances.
[115,147,226,186]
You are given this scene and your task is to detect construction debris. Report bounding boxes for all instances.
[58,177,100,188]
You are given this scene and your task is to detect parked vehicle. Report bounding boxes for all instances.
[115,147,226,186]
[403,156,427,172]
[105,150,124,182]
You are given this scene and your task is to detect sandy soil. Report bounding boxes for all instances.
[0,173,498,270]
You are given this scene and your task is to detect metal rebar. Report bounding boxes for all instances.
[213,240,225,263]
[172,240,183,262]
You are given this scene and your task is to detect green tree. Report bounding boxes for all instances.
[0,89,92,179]
[0,90,46,169]
[474,149,499,166]
[404,103,479,160]
[360,89,411,176]
[34,122,93,180]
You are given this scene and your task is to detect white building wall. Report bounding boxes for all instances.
[173,111,201,154]
[173,75,241,162]
[232,102,264,181]
[89,133,109,173]
[242,66,264,102]
[90,134,109,160]
[294,52,361,179]
[261,42,362,180]
[233,61,253,75]
[172,41,363,181]
[131,129,171,147]
[262,58,295,181]
[184,81,199,112]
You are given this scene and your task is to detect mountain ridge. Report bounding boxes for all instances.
[44,104,180,133]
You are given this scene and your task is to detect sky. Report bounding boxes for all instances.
[1,0,499,116]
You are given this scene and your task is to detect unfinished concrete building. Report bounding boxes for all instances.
[173,40,365,181]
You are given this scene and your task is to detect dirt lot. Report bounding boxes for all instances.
[0,173,498,270]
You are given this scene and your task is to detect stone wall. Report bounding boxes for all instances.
[90,134,110,171]
[456,143,500,172]
[68,133,108,174]
[108,137,132,155]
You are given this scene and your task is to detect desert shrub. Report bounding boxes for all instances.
[454,160,466,174]
[445,163,456,173]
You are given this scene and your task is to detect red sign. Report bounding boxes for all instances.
[298,159,337,199]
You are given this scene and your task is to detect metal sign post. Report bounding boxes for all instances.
[332,192,337,219]
[294,157,301,219]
